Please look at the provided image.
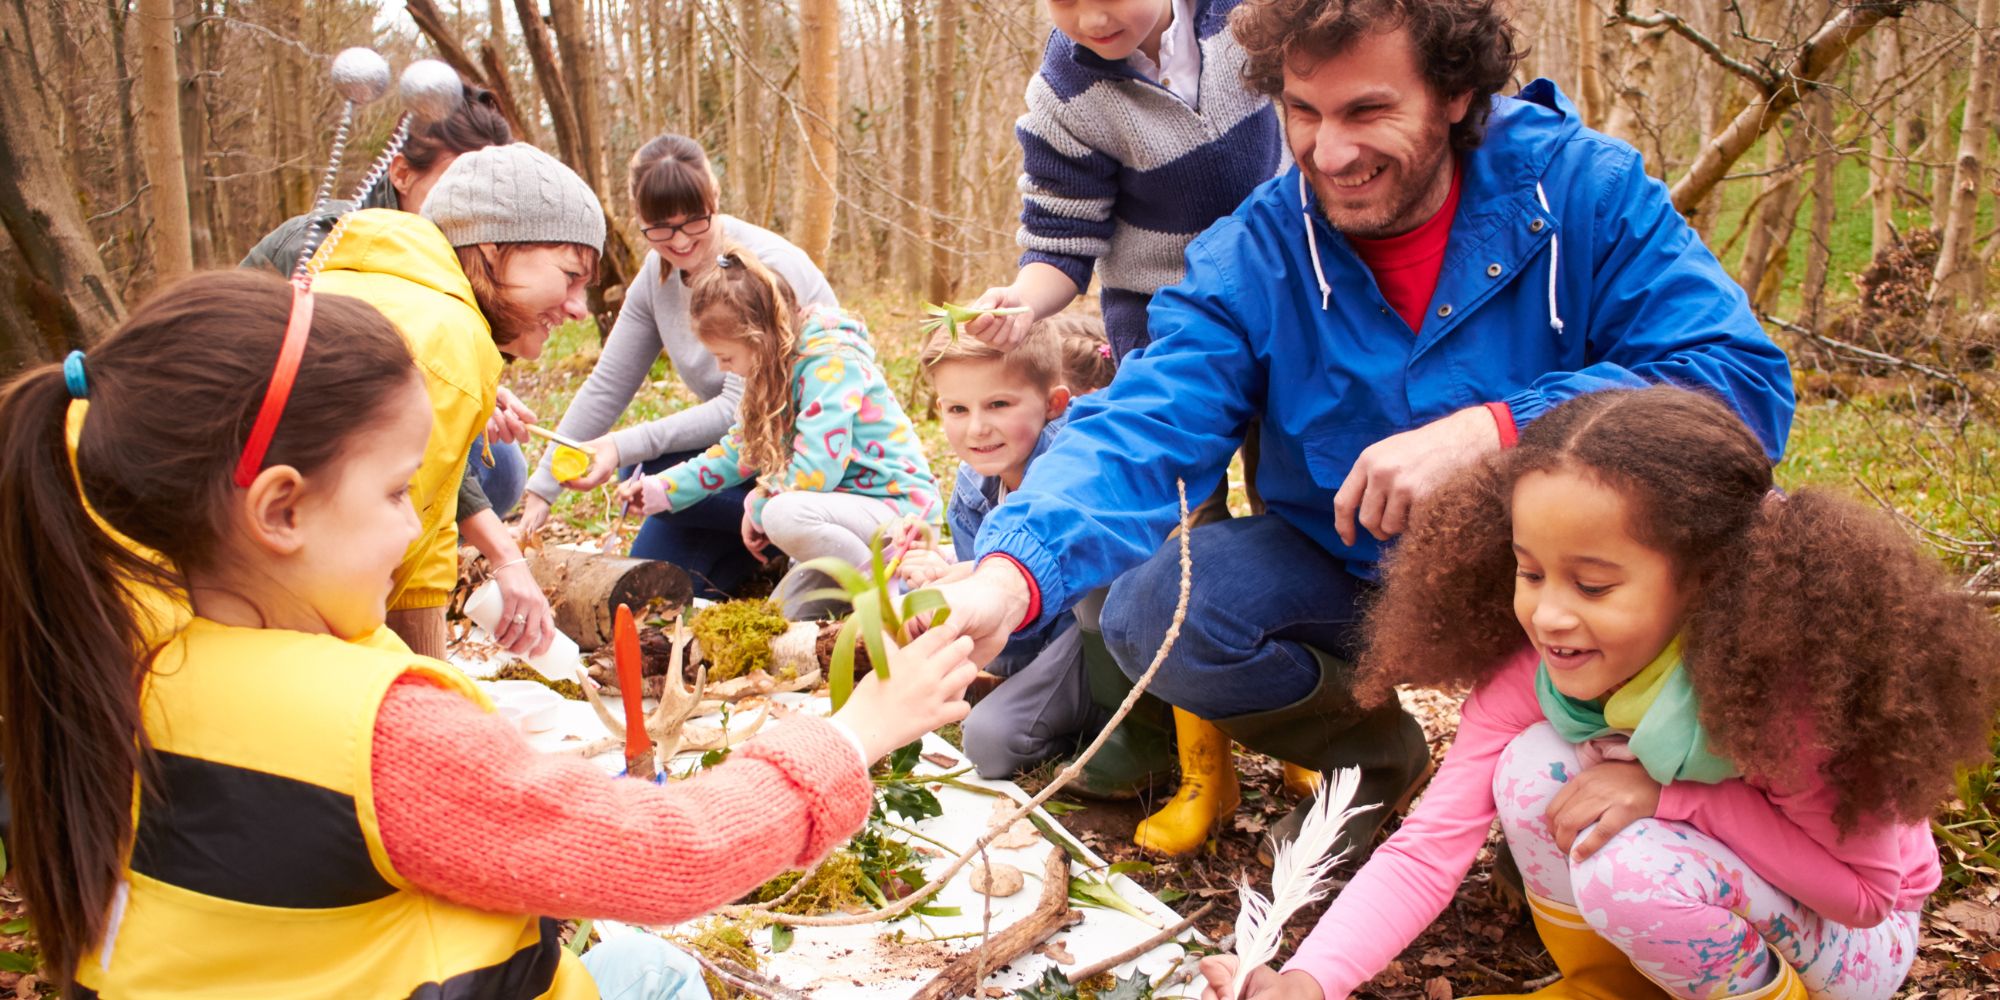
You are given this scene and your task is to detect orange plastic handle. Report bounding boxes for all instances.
[613,603,650,767]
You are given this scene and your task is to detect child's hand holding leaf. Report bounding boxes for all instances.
[829,619,978,762]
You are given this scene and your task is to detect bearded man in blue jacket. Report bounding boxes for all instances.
[933,0,1796,861]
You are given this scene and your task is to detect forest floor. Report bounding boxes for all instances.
[511,286,2000,997]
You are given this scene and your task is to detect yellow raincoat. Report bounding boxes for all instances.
[313,209,501,611]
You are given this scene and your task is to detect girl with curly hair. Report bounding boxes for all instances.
[1204,386,2000,1000]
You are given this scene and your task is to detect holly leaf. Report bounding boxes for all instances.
[881,781,942,823]
[1100,970,1154,1000]
[1012,967,1080,1000]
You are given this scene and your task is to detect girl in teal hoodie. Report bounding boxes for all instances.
[620,248,940,617]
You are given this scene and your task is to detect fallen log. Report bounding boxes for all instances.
[527,546,690,649]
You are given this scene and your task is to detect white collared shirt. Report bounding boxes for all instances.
[1126,0,1201,109]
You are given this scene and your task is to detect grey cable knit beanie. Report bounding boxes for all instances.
[422,142,605,252]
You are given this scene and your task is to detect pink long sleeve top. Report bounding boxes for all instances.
[369,674,874,923]
[1282,647,1940,999]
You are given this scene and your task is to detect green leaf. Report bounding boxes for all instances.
[1102,860,1155,878]
[886,740,924,777]
[1012,967,1081,1000]
[770,923,794,954]
[699,748,729,769]
[0,918,27,935]
[1154,886,1188,904]
[0,950,33,973]
[565,919,594,955]
[795,556,871,597]
[898,587,951,633]
[1100,970,1155,1000]
[881,782,942,823]
[1025,810,1093,865]
[1068,875,1164,928]
[911,903,962,917]
[829,615,861,711]
[1038,800,1084,816]
[858,601,893,684]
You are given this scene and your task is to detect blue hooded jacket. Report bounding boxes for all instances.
[976,80,1797,632]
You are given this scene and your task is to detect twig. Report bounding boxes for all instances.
[1066,900,1216,985]
[1613,0,1774,93]
[686,950,813,1000]
[910,848,1078,1000]
[720,478,1196,927]
[1759,312,1978,397]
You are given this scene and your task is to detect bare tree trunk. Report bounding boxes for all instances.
[728,1,755,210]
[1602,18,1665,149]
[0,0,123,360]
[1669,2,1909,214]
[927,0,959,302]
[1931,0,2000,314]
[740,0,773,225]
[1575,0,1604,128]
[177,0,216,266]
[547,0,605,200]
[793,0,838,265]
[1867,25,1903,258]
[1735,118,1807,309]
[272,0,308,216]
[1926,65,1954,226]
[137,0,192,285]
[898,0,926,290]
[109,0,144,244]
[1686,0,1727,238]
[1801,91,1838,328]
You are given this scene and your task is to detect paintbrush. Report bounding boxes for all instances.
[524,423,594,451]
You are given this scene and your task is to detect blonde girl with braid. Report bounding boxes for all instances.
[618,247,942,618]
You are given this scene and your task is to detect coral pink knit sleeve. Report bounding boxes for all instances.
[370,674,873,924]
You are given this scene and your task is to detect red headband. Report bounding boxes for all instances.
[232,280,316,488]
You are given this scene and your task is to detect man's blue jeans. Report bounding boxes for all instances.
[470,438,529,518]
[1100,515,1370,720]
[626,450,760,601]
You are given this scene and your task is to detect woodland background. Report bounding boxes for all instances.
[2,0,2000,994]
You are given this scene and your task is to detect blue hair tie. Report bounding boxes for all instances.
[63,350,89,399]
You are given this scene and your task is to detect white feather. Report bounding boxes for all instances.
[1228,766,1376,999]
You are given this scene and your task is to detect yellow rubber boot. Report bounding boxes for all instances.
[1280,761,1320,799]
[1132,709,1240,856]
[1464,892,1670,999]
[1728,957,1806,1000]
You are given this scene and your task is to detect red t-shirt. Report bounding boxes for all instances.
[1346,163,1464,335]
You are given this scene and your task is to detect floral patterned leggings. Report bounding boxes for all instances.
[1493,723,1920,1000]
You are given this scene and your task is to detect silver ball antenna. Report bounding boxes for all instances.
[399,59,466,124]
[330,48,391,105]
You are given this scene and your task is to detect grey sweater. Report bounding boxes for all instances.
[527,216,836,502]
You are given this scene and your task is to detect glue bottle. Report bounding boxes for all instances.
[462,579,584,681]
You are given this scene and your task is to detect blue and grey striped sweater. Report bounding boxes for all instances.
[1015,0,1284,357]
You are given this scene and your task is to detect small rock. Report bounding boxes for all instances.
[969,862,1024,897]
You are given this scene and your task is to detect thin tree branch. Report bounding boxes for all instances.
[1613,0,1774,92]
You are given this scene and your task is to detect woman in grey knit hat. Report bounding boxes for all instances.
[311,141,607,661]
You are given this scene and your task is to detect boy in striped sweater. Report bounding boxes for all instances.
[964,0,1286,360]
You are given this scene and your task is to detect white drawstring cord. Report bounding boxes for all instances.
[1302,174,1331,311]
[1535,181,1565,334]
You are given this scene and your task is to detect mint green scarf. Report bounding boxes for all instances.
[1535,638,1739,785]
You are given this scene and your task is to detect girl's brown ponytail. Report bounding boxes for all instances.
[0,270,416,987]
[0,366,160,990]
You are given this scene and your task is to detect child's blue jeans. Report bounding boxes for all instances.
[626,450,760,600]
[578,931,712,1000]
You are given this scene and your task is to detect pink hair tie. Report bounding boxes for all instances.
[1096,343,1112,358]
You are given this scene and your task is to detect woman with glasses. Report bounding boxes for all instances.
[518,134,837,600]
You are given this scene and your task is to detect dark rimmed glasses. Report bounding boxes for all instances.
[638,214,713,242]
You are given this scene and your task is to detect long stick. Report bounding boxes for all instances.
[525,423,595,451]
[725,479,1193,928]
[1065,900,1215,985]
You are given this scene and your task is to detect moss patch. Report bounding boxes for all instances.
[488,662,584,700]
[690,600,789,681]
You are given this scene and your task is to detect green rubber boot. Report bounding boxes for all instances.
[1066,625,1177,800]
[1216,645,1433,869]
